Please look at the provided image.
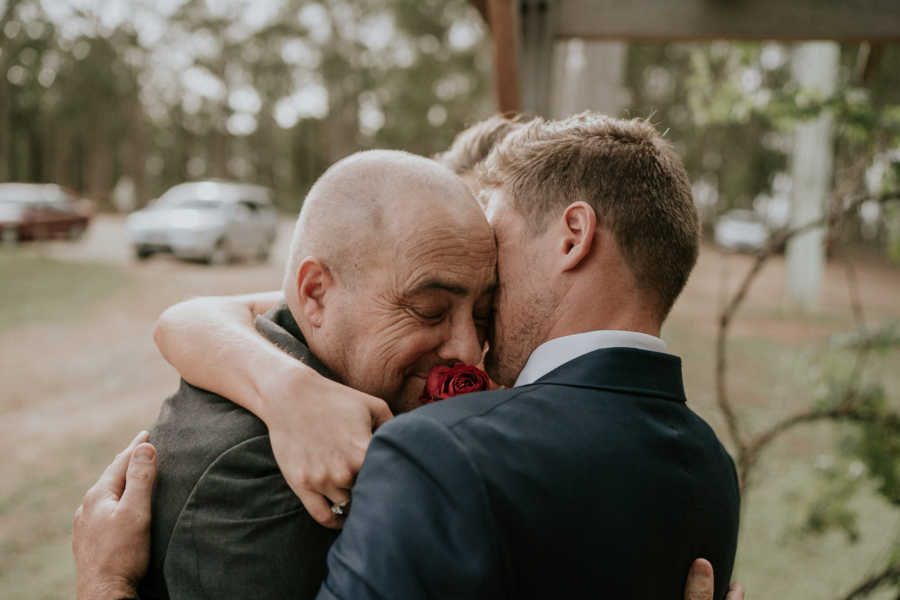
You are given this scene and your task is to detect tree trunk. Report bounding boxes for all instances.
[54,124,72,189]
[0,79,8,182]
[86,137,114,207]
[128,99,148,205]
[550,40,628,119]
[28,125,43,182]
[212,129,229,178]
[785,42,840,310]
[323,97,359,165]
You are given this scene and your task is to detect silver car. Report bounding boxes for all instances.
[714,209,770,253]
[126,181,278,264]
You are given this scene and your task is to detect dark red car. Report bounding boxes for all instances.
[0,183,91,243]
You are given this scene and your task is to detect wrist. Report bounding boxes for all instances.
[77,576,138,600]
[254,352,314,423]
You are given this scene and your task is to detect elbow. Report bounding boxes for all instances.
[153,297,202,360]
[153,305,176,359]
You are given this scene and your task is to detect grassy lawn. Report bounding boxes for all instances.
[0,431,145,600]
[0,241,897,599]
[665,313,900,600]
[0,249,137,599]
[0,248,130,332]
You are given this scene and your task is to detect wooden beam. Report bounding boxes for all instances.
[519,0,555,116]
[554,0,900,41]
[469,0,489,24]
[487,0,521,113]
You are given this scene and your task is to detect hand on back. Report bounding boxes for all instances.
[72,435,745,600]
[73,431,157,600]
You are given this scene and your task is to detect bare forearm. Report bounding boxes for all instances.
[152,291,393,527]
[153,291,301,416]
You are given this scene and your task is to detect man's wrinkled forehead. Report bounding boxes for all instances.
[404,276,498,304]
[399,219,495,264]
[390,218,496,291]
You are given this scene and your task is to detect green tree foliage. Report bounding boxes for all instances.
[1,0,492,210]
[640,40,900,598]
[624,42,900,260]
[806,325,900,598]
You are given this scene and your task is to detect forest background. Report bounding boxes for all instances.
[1,1,899,599]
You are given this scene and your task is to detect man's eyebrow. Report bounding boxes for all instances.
[408,280,498,297]
[408,279,469,296]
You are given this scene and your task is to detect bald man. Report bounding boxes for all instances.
[138,150,496,600]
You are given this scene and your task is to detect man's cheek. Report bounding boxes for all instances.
[371,315,423,364]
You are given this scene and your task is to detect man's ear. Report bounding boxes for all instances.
[295,257,334,328]
[558,201,597,272]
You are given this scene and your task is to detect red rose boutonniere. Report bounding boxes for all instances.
[419,363,491,404]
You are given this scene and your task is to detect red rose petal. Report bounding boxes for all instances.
[419,363,490,404]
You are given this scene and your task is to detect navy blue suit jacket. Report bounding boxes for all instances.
[317,347,740,600]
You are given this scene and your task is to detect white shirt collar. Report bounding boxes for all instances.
[513,330,669,387]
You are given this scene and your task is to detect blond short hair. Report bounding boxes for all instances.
[437,114,531,175]
[480,112,699,319]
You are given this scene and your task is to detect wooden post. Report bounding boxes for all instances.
[0,77,8,182]
[550,39,627,118]
[785,42,840,309]
[519,0,555,116]
[487,0,521,113]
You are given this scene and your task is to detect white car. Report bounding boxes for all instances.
[714,209,770,253]
[126,181,278,264]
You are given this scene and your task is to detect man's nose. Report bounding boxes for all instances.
[438,316,484,366]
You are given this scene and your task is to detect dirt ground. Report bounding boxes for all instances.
[2,215,294,459]
[1,214,899,598]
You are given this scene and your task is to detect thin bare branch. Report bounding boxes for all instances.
[715,190,900,489]
[839,563,900,600]
[844,258,867,333]
[740,405,900,476]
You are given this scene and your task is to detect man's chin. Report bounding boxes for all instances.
[484,352,514,388]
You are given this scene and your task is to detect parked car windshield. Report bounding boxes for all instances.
[168,199,227,211]
[0,183,69,205]
[155,182,241,210]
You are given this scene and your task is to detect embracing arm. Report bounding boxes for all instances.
[153,292,393,527]
[154,291,284,416]
[72,430,743,600]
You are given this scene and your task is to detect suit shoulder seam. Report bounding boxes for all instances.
[162,433,272,568]
[395,414,509,585]
[429,387,537,429]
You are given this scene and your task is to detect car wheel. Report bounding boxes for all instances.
[207,239,230,266]
[1,227,18,245]
[134,246,154,260]
[67,223,86,240]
